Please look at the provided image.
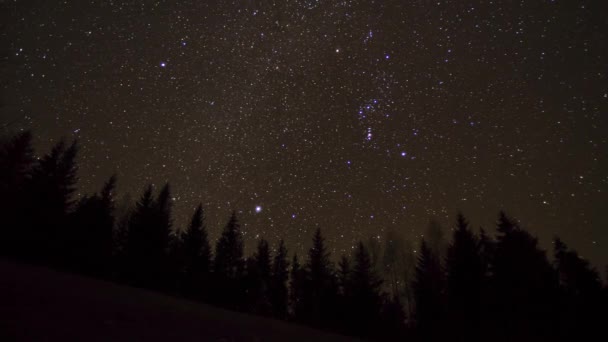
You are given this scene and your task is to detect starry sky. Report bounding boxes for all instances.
[1,1,607,268]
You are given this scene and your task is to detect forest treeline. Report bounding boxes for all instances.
[1,131,606,341]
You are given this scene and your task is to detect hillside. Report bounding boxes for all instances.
[0,260,355,341]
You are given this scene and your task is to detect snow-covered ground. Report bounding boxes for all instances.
[0,260,355,341]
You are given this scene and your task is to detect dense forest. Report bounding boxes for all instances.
[1,131,606,341]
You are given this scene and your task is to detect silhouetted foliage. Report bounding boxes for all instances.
[413,239,445,340]
[553,238,604,339]
[125,184,174,289]
[445,213,482,341]
[245,238,272,314]
[348,242,383,337]
[179,204,211,299]
[24,139,78,262]
[0,131,33,255]
[289,253,307,319]
[302,228,338,328]
[213,211,244,308]
[66,175,116,276]
[3,131,606,341]
[270,239,289,319]
[490,211,557,340]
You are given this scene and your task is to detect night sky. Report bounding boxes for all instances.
[2,1,606,268]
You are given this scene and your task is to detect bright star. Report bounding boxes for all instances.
[255,206,262,213]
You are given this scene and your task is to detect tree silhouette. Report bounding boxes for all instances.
[336,254,352,332]
[125,185,156,287]
[289,253,307,319]
[490,211,556,340]
[246,238,272,314]
[304,228,338,328]
[3,132,608,341]
[413,239,445,340]
[445,213,482,341]
[553,237,603,339]
[66,175,116,276]
[24,139,78,262]
[270,239,289,319]
[337,255,351,297]
[0,131,33,256]
[348,241,383,337]
[213,211,245,308]
[180,204,211,299]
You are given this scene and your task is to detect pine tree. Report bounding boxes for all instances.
[304,228,337,328]
[0,131,34,255]
[289,253,306,319]
[150,182,172,289]
[270,239,289,318]
[349,242,383,337]
[338,255,351,297]
[553,237,603,339]
[25,139,78,262]
[491,211,556,339]
[337,255,352,333]
[413,239,445,339]
[249,238,272,314]
[126,185,156,287]
[66,175,116,276]
[214,211,244,308]
[180,204,211,298]
[445,213,482,341]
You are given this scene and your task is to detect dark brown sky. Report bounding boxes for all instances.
[1,0,606,269]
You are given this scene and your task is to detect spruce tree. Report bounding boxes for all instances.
[0,131,34,255]
[67,175,116,276]
[349,242,383,337]
[413,239,445,339]
[553,238,603,339]
[289,253,307,319]
[25,139,78,262]
[445,213,482,341]
[491,211,556,339]
[270,239,289,318]
[305,228,337,328]
[126,185,155,286]
[251,238,272,314]
[214,211,244,308]
[181,204,211,298]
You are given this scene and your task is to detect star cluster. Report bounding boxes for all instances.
[1,1,606,266]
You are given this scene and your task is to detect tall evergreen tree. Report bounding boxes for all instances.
[25,139,78,262]
[413,239,445,340]
[67,175,116,276]
[180,204,211,298]
[490,211,556,340]
[553,238,603,339]
[125,185,156,287]
[0,131,34,255]
[445,213,482,341]
[304,228,337,328]
[348,241,383,337]
[338,255,351,297]
[247,238,272,314]
[270,239,289,319]
[337,255,352,333]
[214,211,245,308]
[289,253,307,319]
